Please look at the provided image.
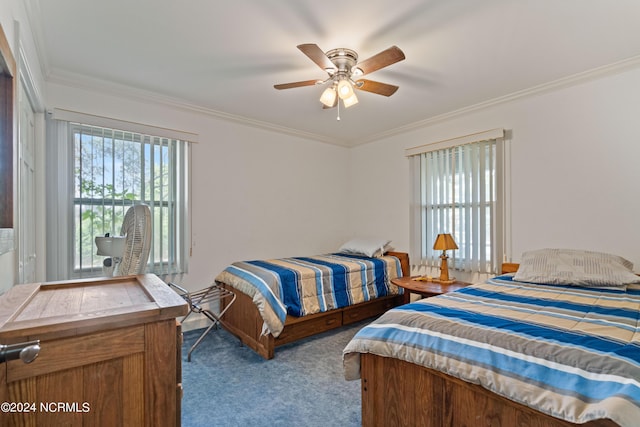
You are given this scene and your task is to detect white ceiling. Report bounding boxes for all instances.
[30,0,640,147]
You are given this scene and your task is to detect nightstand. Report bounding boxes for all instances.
[391,276,472,304]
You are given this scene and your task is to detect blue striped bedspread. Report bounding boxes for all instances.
[214,253,403,337]
[343,274,640,426]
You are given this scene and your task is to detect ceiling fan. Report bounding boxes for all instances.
[274,44,405,110]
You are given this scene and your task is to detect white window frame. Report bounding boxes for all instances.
[407,129,508,277]
[46,109,195,280]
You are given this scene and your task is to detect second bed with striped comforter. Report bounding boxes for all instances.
[215,253,403,337]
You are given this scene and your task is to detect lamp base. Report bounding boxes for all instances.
[438,254,455,284]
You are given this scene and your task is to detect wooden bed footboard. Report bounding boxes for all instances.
[360,353,618,427]
[219,251,410,360]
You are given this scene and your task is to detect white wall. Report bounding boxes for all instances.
[46,82,351,290]
[348,66,640,270]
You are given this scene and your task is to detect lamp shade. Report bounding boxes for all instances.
[433,233,458,251]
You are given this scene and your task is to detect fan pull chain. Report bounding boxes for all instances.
[337,98,341,121]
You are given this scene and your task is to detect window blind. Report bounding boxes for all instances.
[46,112,192,280]
[408,129,505,275]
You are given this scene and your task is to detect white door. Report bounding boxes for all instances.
[17,79,37,284]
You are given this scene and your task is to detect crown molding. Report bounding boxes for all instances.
[46,69,345,146]
[46,53,640,149]
[353,54,640,146]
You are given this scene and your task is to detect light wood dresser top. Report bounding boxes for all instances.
[0,274,188,343]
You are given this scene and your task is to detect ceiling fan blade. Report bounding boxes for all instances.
[297,44,336,72]
[355,79,399,97]
[274,79,321,90]
[354,46,405,76]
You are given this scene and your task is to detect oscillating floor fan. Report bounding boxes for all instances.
[117,204,152,276]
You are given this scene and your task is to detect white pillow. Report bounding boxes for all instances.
[514,248,640,288]
[338,238,392,258]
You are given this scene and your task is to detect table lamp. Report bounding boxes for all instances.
[433,233,458,284]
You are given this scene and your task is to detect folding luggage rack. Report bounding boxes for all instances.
[168,282,236,361]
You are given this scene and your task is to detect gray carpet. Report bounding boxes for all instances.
[181,321,367,426]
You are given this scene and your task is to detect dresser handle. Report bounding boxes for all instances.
[0,340,41,364]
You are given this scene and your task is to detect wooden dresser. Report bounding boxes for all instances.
[0,274,188,427]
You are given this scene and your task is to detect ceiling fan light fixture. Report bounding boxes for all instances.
[342,92,359,108]
[275,44,405,113]
[337,78,355,100]
[319,86,337,107]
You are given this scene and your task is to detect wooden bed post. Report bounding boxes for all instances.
[386,251,410,277]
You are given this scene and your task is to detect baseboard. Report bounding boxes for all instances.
[177,300,221,332]
[180,315,210,332]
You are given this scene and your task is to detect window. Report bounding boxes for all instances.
[46,111,193,280]
[408,129,506,275]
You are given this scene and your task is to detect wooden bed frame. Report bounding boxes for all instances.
[358,263,619,427]
[360,354,618,427]
[218,251,410,360]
